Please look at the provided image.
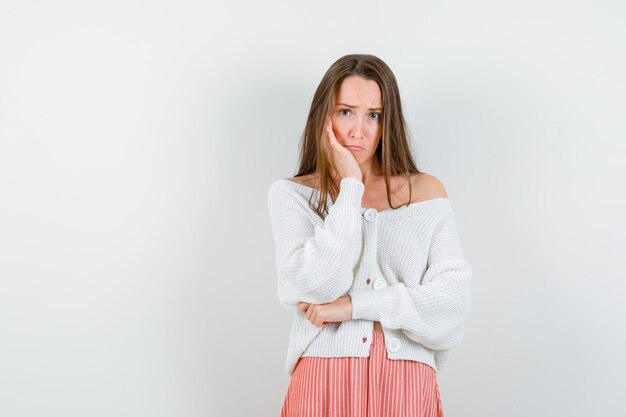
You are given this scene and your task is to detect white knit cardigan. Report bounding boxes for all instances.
[267,176,472,377]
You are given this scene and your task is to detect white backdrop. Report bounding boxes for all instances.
[1,1,625,416]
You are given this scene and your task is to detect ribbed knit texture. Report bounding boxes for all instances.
[267,177,472,377]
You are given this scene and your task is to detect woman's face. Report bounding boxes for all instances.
[330,75,383,162]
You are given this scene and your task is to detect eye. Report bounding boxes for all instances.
[339,108,351,116]
[370,112,382,120]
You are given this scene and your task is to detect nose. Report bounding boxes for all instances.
[350,118,363,140]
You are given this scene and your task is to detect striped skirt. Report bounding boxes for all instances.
[280,331,444,417]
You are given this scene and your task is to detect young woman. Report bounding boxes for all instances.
[267,54,473,417]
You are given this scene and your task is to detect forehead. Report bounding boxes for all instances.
[335,75,382,107]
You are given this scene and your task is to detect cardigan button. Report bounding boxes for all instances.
[373,278,387,290]
[366,278,371,285]
[387,338,401,352]
[362,337,367,343]
[363,208,378,221]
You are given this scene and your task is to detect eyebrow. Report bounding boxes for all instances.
[336,102,383,111]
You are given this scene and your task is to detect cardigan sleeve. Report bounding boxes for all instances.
[267,177,365,313]
[350,202,472,351]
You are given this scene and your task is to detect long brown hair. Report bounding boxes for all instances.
[294,53,422,218]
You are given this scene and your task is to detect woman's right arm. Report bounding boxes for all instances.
[267,177,364,312]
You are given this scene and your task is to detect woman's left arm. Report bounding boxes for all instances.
[349,204,473,351]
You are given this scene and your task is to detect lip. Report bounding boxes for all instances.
[345,145,365,151]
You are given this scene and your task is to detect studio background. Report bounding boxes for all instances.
[1,1,624,416]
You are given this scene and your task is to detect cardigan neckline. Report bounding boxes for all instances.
[277,178,449,221]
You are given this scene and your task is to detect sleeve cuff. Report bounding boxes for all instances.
[350,288,386,321]
[333,177,365,208]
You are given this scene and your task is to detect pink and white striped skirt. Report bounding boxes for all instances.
[280,331,444,417]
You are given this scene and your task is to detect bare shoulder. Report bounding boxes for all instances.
[284,174,318,188]
[410,173,449,200]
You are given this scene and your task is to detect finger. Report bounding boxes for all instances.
[311,310,324,327]
[327,122,337,144]
[325,116,337,139]
[313,311,326,328]
[327,124,344,154]
[323,119,331,145]
[324,124,337,165]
